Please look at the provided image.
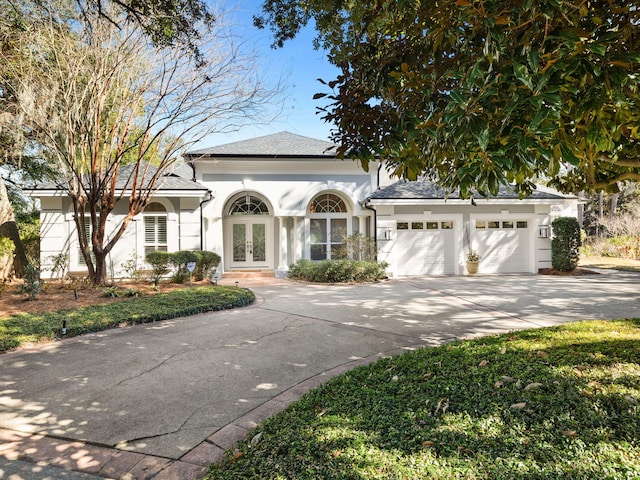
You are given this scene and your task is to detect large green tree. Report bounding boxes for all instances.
[256,0,640,197]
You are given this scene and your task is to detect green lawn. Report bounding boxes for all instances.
[208,319,640,479]
[0,286,254,353]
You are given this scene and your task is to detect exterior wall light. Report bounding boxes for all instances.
[538,225,551,238]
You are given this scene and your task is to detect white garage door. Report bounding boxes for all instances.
[474,220,530,273]
[396,220,456,275]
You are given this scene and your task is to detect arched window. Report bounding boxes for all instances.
[308,193,347,213]
[229,195,270,215]
[308,193,349,260]
[144,202,168,255]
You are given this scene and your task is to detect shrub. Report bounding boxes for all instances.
[120,253,145,283]
[289,259,387,283]
[20,263,41,300]
[191,250,221,281]
[552,217,581,271]
[169,250,200,283]
[102,286,120,298]
[0,237,15,258]
[47,252,69,280]
[145,251,172,286]
[332,233,378,261]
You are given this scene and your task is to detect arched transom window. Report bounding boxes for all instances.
[308,193,347,213]
[229,195,270,215]
[308,193,349,260]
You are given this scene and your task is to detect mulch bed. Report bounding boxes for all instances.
[538,267,599,276]
[0,280,207,317]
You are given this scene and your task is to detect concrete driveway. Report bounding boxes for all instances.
[1,271,639,479]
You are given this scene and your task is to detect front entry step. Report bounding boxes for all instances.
[222,270,275,279]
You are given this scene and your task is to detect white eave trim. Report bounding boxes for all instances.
[26,189,209,198]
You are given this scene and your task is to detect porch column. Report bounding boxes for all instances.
[277,216,289,278]
[358,215,368,236]
[293,217,303,263]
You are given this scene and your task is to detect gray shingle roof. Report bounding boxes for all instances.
[186,131,337,158]
[368,181,568,201]
[30,163,208,192]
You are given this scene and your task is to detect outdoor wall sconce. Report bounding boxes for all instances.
[384,229,392,240]
[538,225,551,238]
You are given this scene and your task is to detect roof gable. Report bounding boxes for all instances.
[186,131,337,158]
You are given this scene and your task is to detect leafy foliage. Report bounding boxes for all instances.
[0,286,255,352]
[552,217,582,271]
[144,251,171,286]
[257,0,640,197]
[169,250,200,283]
[191,250,221,281]
[332,233,377,261]
[81,0,215,61]
[208,319,640,479]
[18,263,41,300]
[288,259,388,283]
[0,237,15,258]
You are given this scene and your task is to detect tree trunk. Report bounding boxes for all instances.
[0,176,29,278]
[598,191,604,238]
[93,250,109,286]
[610,193,619,219]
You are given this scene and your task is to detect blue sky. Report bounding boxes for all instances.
[201,0,339,147]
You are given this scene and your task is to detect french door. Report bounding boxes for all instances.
[227,219,272,269]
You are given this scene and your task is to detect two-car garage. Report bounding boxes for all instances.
[386,216,533,276]
[367,180,572,277]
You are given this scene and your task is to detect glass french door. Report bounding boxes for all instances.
[229,220,270,268]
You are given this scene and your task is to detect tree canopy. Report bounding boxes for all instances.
[81,0,214,60]
[256,0,640,197]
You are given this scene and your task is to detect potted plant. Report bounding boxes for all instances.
[466,250,480,274]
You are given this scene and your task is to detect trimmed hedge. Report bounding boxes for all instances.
[288,259,388,283]
[145,251,172,285]
[0,286,254,353]
[145,250,221,284]
[552,217,581,271]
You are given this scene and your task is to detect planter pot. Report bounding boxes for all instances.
[466,260,479,275]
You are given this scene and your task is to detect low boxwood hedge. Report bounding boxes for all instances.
[289,259,388,283]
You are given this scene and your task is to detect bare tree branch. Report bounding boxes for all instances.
[2,0,281,284]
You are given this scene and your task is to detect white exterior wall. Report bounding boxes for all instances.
[194,158,378,273]
[38,196,193,279]
[178,198,203,251]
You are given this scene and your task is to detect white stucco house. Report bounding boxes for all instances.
[30,132,579,279]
